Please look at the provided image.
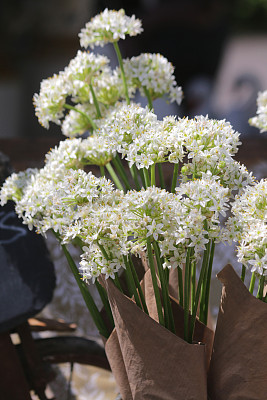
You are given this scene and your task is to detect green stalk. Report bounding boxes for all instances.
[114,273,123,292]
[199,239,211,322]
[123,256,143,310]
[143,168,151,188]
[95,280,114,327]
[130,165,141,190]
[151,164,156,186]
[191,261,196,312]
[139,168,146,188]
[113,41,130,104]
[142,86,153,110]
[100,165,105,177]
[184,247,192,342]
[249,272,256,294]
[105,162,124,191]
[89,83,102,118]
[112,157,131,191]
[177,266,184,307]
[241,265,246,282]
[146,237,165,326]
[188,242,210,343]
[153,242,176,333]
[157,164,165,189]
[60,243,109,338]
[257,275,265,300]
[128,256,148,314]
[63,104,97,131]
[171,163,179,193]
[202,240,215,326]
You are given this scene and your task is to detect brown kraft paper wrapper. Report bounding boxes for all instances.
[141,269,214,371]
[104,331,133,400]
[104,270,208,400]
[208,264,267,400]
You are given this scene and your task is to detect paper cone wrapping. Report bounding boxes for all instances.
[104,331,133,400]
[208,264,267,400]
[104,270,209,400]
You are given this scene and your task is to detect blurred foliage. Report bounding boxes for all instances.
[227,0,267,31]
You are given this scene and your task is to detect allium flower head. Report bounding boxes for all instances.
[93,67,136,105]
[249,90,267,133]
[97,102,158,157]
[124,53,183,104]
[62,103,107,137]
[0,169,38,206]
[33,73,68,128]
[79,8,143,49]
[228,179,267,275]
[64,51,109,102]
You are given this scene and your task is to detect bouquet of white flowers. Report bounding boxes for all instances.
[1,8,267,400]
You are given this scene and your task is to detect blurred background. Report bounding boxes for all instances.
[2,0,267,142]
[1,1,267,398]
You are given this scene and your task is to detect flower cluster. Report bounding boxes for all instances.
[33,73,68,129]
[79,8,143,49]
[249,90,267,133]
[229,179,267,275]
[124,53,183,104]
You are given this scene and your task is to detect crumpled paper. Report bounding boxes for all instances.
[104,269,213,400]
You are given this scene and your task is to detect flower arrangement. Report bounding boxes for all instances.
[1,8,267,399]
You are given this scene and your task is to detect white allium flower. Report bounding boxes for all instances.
[45,138,84,169]
[62,103,107,137]
[0,169,38,206]
[97,102,158,157]
[33,73,68,129]
[249,90,267,133]
[124,53,183,104]
[79,135,117,166]
[228,179,267,275]
[126,115,185,169]
[64,51,109,102]
[93,67,136,105]
[79,8,143,49]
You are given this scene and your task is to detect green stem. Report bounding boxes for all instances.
[153,242,175,333]
[123,256,143,310]
[113,41,130,104]
[97,241,110,260]
[191,261,196,312]
[60,242,109,338]
[139,168,146,188]
[128,256,148,314]
[100,165,105,177]
[112,156,131,191]
[130,165,141,190]
[142,86,153,110]
[202,240,215,326]
[184,247,192,342]
[171,163,179,193]
[95,280,114,327]
[157,164,165,189]
[151,164,156,186]
[106,162,124,191]
[89,83,102,118]
[249,272,256,294]
[114,273,123,292]
[143,168,151,188]
[146,237,164,326]
[63,104,97,131]
[241,265,246,282]
[257,275,265,300]
[177,266,184,307]
[199,239,211,322]
[189,241,210,343]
